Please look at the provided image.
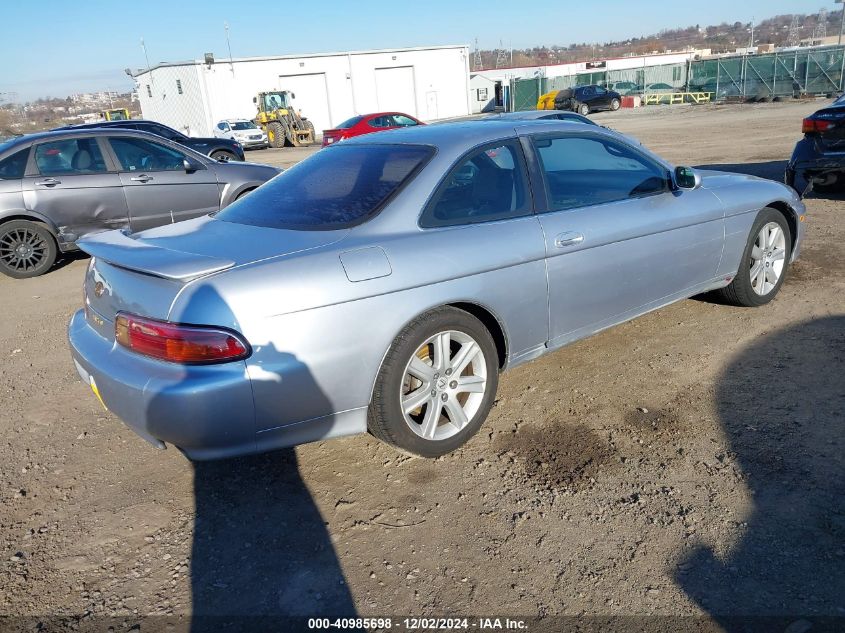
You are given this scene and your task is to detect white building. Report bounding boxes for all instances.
[132,45,471,137]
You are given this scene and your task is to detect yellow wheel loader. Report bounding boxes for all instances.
[253,91,315,148]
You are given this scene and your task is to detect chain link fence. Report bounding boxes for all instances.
[512,46,845,110]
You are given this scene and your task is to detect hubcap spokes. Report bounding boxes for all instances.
[0,228,47,272]
[401,330,487,441]
[749,222,785,296]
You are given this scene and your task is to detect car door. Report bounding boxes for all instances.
[593,86,610,108]
[215,121,232,139]
[106,135,220,232]
[526,131,725,348]
[22,136,129,241]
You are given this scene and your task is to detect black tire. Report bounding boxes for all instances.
[0,219,58,279]
[210,150,236,162]
[578,103,590,115]
[715,208,791,307]
[267,121,285,148]
[368,307,499,458]
[610,98,621,111]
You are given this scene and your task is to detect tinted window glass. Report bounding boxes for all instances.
[421,142,530,228]
[139,123,181,140]
[34,138,107,175]
[534,135,667,211]
[336,116,363,129]
[109,136,186,171]
[368,116,393,128]
[0,148,29,180]
[217,144,433,230]
[231,121,257,130]
[392,115,418,127]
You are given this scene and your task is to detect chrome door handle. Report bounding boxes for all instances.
[34,178,61,186]
[554,232,585,248]
[130,175,153,183]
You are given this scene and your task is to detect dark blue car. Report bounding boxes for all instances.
[785,94,845,194]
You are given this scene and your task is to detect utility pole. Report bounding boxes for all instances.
[140,37,154,84]
[837,0,845,46]
[224,22,235,75]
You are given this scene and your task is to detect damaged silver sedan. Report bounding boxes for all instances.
[0,129,279,278]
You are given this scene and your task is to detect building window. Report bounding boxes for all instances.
[673,67,682,82]
[146,84,152,98]
[176,79,183,95]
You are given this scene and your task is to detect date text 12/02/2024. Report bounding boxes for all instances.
[307,618,528,630]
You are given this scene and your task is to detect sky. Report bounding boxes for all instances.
[0,0,826,102]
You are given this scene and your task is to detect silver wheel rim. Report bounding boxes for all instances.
[400,330,487,441]
[750,222,786,296]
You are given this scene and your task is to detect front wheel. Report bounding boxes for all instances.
[578,103,590,115]
[210,150,236,162]
[716,208,791,307]
[610,98,621,111]
[368,307,499,457]
[0,220,58,279]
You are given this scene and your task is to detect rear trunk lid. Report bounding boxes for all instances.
[78,215,349,329]
[808,106,845,153]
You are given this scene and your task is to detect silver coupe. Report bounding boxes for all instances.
[68,120,805,460]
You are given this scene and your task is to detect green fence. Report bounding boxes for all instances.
[511,46,845,110]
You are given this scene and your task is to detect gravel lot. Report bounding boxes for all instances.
[1,101,843,630]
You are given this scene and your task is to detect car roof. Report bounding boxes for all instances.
[55,119,166,130]
[490,110,588,120]
[341,118,617,155]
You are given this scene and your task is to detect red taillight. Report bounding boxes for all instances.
[115,313,249,364]
[803,118,833,134]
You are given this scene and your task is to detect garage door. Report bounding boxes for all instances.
[278,73,332,133]
[375,66,418,117]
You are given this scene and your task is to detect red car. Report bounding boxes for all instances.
[321,112,424,147]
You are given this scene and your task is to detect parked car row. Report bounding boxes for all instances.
[66,116,806,461]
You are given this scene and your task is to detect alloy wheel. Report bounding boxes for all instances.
[0,227,48,274]
[749,221,786,296]
[400,330,487,441]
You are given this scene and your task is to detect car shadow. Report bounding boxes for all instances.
[143,284,357,631]
[676,316,845,629]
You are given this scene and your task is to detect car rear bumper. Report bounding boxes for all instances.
[67,309,367,460]
[68,308,258,460]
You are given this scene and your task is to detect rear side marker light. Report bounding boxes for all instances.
[115,313,250,364]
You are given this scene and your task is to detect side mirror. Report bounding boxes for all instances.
[252,97,257,104]
[290,92,295,100]
[674,166,701,190]
[183,158,199,172]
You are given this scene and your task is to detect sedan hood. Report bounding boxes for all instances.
[79,216,348,281]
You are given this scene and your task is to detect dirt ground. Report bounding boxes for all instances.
[1,101,843,631]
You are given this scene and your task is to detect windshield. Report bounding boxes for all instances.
[231,121,258,130]
[336,116,363,129]
[217,144,434,230]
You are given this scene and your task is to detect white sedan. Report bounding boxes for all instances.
[213,119,268,149]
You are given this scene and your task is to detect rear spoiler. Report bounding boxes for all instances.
[77,230,235,281]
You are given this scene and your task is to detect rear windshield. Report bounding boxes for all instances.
[217,144,434,230]
[336,116,363,129]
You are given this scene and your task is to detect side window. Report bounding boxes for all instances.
[421,142,531,228]
[34,138,107,175]
[533,135,668,211]
[392,115,418,127]
[368,116,391,128]
[0,148,30,180]
[148,124,180,140]
[108,137,187,172]
[217,122,229,131]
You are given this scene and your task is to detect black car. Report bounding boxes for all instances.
[53,120,245,162]
[552,85,623,115]
[785,94,845,194]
